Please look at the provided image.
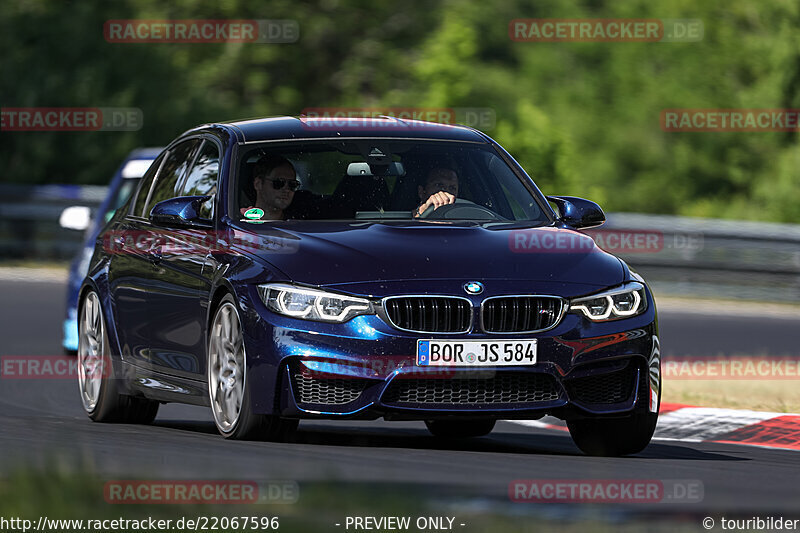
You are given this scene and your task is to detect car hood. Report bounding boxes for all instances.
[237,221,624,292]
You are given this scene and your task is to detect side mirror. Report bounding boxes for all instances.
[149,196,212,227]
[547,196,605,229]
[59,206,92,231]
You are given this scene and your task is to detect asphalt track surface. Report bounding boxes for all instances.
[2,278,800,518]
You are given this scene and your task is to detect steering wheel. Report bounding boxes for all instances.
[417,198,506,221]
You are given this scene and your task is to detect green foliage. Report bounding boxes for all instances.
[0,0,797,222]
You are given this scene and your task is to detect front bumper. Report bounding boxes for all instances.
[240,284,660,422]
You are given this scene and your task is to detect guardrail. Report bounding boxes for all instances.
[602,213,800,303]
[0,185,798,302]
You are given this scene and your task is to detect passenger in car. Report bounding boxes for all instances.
[413,167,459,217]
[240,155,300,220]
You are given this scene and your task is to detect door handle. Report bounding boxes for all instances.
[149,245,163,264]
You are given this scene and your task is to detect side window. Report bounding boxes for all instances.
[482,152,542,221]
[131,153,165,218]
[181,140,219,220]
[144,139,200,218]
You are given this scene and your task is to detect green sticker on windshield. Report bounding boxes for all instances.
[243,208,264,220]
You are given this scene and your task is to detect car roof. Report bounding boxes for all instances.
[125,147,163,160]
[118,147,162,178]
[184,116,490,144]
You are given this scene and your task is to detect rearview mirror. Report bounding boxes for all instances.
[547,196,605,229]
[346,161,405,177]
[149,196,212,227]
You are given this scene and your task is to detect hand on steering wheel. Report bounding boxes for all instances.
[416,198,506,221]
[414,191,456,218]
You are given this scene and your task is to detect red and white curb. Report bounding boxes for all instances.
[508,403,800,451]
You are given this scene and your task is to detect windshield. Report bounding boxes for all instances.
[233,140,550,224]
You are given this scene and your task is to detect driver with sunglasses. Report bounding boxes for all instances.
[241,155,301,220]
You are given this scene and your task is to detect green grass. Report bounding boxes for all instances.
[0,260,68,271]
[663,377,800,413]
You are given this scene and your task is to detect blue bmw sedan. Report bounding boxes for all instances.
[77,116,660,456]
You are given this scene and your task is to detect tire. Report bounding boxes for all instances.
[78,291,159,424]
[425,419,496,438]
[567,411,658,456]
[207,294,298,441]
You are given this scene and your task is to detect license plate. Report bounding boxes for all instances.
[416,340,537,367]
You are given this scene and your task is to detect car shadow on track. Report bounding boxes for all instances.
[152,419,745,462]
[492,430,746,461]
[152,420,219,435]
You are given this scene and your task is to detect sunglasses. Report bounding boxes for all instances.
[264,178,301,191]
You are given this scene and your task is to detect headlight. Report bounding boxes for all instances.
[257,283,374,323]
[569,282,647,321]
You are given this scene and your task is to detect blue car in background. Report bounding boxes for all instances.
[76,117,660,456]
[61,148,161,353]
